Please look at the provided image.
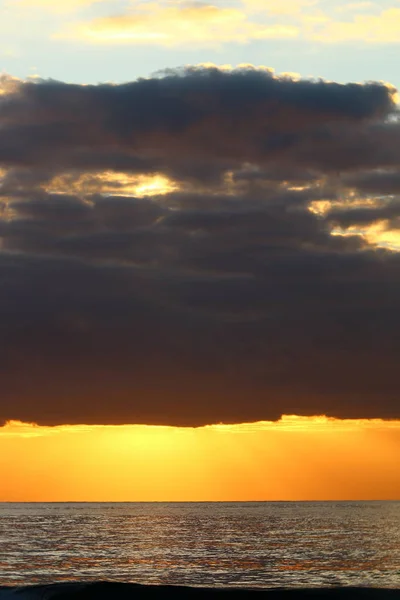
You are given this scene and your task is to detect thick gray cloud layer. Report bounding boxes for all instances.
[0,66,399,426]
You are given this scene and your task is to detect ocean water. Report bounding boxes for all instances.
[0,502,399,589]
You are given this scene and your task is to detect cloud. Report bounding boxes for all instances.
[54,0,400,47]
[0,67,395,174]
[310,6,400,43]
[10,0,100,12]
[333,2,376,13]
[343,169,400,197]
[244,0,319,16]
[0,65,400,426]
[59,2,299,46]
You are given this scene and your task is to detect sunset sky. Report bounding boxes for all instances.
[1,0,400,501]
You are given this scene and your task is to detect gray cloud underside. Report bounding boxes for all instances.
[0,66,399,426]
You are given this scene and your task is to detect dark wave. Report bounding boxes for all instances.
[0,583,399,600]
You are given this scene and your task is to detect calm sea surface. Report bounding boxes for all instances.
[0,502,399,589]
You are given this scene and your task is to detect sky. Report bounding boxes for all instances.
[2,417,400,501]
[1,0,400,500]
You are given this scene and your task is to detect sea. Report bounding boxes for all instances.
[0,502,399,589]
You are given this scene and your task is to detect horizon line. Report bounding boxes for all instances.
[1,499,399,504]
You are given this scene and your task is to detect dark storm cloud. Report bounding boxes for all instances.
[343,169,400,195]
[0,66,400,426]
[0,66,396,179]
[328,200,400,229]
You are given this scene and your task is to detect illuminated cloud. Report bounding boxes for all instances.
[0,73,21,96]
[311,6,400,43]
[61,2,299,46]
[11,0,100,11]
[52,0,400,47]
[0,65,400,426]
[244,0,319,16]
[333,2,376,13]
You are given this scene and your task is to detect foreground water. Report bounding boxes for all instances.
[0,502,399,589]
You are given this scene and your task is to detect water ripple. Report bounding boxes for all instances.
[0,502,399,588]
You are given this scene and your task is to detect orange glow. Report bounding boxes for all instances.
[46,171,180,197]
[1,416,399,502]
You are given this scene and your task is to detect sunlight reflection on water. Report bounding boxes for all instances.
[0,502,399,588]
